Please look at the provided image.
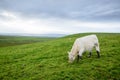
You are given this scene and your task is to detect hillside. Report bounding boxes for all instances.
[0,33,120,80]
[0,36,55,47]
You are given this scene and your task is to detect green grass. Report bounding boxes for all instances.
[0,33,120,80]
[0,36,55,47]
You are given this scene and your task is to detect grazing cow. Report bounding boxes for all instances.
[68,34,100,63]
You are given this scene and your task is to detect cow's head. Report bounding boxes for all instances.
[68,51,75,63]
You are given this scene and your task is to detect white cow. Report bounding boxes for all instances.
[68,34,100,63]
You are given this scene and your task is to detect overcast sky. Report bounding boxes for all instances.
[0,0,120,34]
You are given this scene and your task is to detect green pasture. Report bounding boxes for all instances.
[0,33,120,80]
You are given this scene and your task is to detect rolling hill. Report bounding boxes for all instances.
[0,33,120,80]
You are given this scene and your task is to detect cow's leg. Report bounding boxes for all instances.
[77,55,79,62]
[97,51,100,58]
[88,52,92,58]
[78,49,84,60]
[79,56,82,60]
[95,43,100,58]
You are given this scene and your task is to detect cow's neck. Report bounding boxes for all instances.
[71,45,78,56]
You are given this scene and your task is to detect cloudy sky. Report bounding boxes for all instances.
[0,0,120,34]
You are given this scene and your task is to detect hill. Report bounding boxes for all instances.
[0,33,120,80]
[0,33,66,37]
[0,36,55,47]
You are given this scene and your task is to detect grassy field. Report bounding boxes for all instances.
[0,33,120,80]
[0,36,54,47]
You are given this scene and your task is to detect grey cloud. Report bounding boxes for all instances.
[0,0,120,22]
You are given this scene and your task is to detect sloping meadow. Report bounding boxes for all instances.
[0,33,120,80]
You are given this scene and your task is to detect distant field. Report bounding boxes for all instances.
[0,33,120,80]
[0,36,55,47]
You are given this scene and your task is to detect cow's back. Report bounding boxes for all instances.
[76,35,98,51]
